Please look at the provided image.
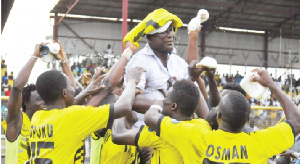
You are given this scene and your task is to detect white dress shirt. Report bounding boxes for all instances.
[124,43,189,127]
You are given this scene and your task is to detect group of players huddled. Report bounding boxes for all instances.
[2,8,300,164]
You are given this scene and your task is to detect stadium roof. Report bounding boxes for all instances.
[51,0,300,39]
[1,0,15,34]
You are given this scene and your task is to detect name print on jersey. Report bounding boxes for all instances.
[30,124,53,139]
[206,144,248,160]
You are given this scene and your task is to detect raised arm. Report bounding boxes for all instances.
[54,40,76,88]
[251,68,300,134]
[132,94,159,114]
[205,68,220,108]
[186,29,200,64]
[188,60,209,119]
[195,88,209,119]
[6,43,43,141]
[87,48,133,107]
[195,77,208,101]
[103,48,132,91]
[113,67,145,118]
[186,9,209,64]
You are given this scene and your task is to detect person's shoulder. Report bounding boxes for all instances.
[131,47,150,59]
[65,105,93,112]
[32,109,45,116]
[126,48,150,69]
[191,119,212,130]
[163,117,195,128]
[130,52,146,61]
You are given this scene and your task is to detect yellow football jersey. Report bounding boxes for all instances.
[136,125,183,164]
[1,112,31,164]
[29,104,113,164]
[158,116,295,164]
[137,118,211,164]
[74,141,85,164]
[100,129,136,164]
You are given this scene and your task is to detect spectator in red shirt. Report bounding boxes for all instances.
[5,85,11,96]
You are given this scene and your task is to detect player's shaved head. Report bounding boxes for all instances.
[170,79,199,117]
[36,70,67,104]
[219,91,250,130]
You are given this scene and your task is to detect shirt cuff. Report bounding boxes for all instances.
[134,125,144,147]
[156,115,165,137]
[107,104,114,129]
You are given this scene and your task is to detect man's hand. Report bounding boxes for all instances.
[54,40,67,61]
[126,67,146,85]
[138,148,151,164]
[188,60,203,81]
[201,67,216,79]
[122,47,133,60]
[83,67,106,96]
[250,69,274,88]
[125,41,138,53]
[279,150,296,158]
[33,43,47,58]
[188,27,201,38]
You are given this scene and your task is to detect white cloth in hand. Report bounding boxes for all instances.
[188,17,201,34]
[197,9,209,23]
[188,9,209,34]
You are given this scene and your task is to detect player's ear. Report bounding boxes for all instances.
[171,103,177,111]
[62,89,67,98]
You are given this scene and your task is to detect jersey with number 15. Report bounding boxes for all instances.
[29,104,114,164]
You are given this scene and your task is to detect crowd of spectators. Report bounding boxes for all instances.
[1,60,14,96]
[1,59,15,120]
